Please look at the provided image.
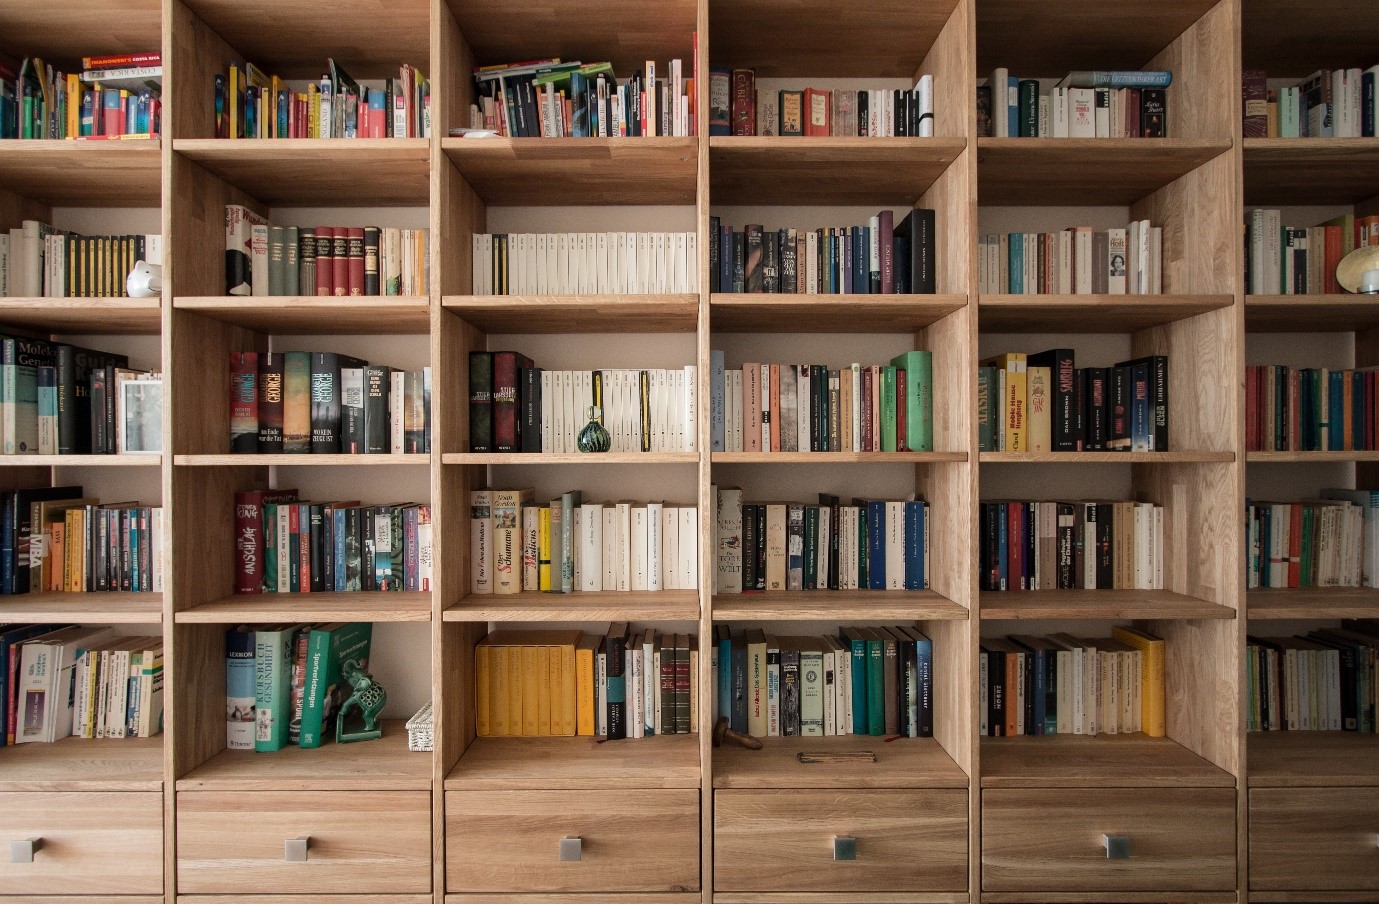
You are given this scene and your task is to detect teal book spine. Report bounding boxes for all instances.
[890,350,933,452]
[226,627,256,750]
[254,626,295,752]
[867,635,885,735]
[298,622,373,748]
[841,630,868,734]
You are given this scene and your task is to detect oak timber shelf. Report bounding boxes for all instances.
[1246,586,1379,619]
[1247,731,1379,787]
[0,592,162,624]
[177,719,428,791]
[979,293,1233,332]
[713,451,967,464]
[1242,0,1379,77]
[174,453,430,467]
[174,295,431,333]
[173,138,431,205]
[441,136,697,205]
[0,453,161,467]
[712,589,968,622]
[714,735,969,790]
[979,589,1235,621]
[980,734,1235,788]
[0,734,163,791]
[977,138,1231,206]
[0,296,163,334]
[443,452,697,465]
[709,136,966,206]
[1244,294,1379,331]
[0,139,161,206]
[1242,138,1379,205]
[1247,450,1379,463]
[0,1,161,60]
[174,592,432,623]
[447,735,701,791]
[443,294,699,333]
[711,293,967,333]
[445,590,700,622]
[980,451,1235,463]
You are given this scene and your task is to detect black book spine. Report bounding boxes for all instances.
[709,215,721,293]
[1072,367,1084,450]
[103,364,116,454]
[257,352,285,453]
[780,647,801,736]
[323,505,335,591]
[1095,502,1114,589]
[987,649,1005,735]
[605,632,627,740]
[857,89,868,136]
[729,631,748,732]
[345,506,362,591]
[1151,355,1169,451]
[1029,350,1077,451]
[364,365,392,454]
[894,88,905,136]
[56,345,78,453]
[1085,367,1109,450]
[745,225,764,293]
[89,368,108,455]
[310,352,341,453]
[309,504,325,592]
[469,351,492,452]
[732,231,745,292]
[780,229,797,291]
[520,366,542,452]
[762,230,780,293]
[1141,88,1167,137]
[911,208,935,294]
[363,226,381,296]
[1109,364,1131,450]
[741,504,758,592]
[361,507,376,591]
[754,504,767,590]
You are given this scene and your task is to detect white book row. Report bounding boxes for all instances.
[978,222,1163,296]
[470,232,699,295]
[541,368,697,454]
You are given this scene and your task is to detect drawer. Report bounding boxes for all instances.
[176,790,431,894]
[1250,787,1379,891]
[446,789,699,893]
[0,791,163,895]
[714,789,967,892]
[982,787,1236,892]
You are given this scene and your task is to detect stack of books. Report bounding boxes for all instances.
[1245,210,1377,295]
[1,220,163,298]
[0,51,161,139]
[978,223,1163,295]
[713,69,934,137]
[979,69,1169,138]
[215,59,429,139]
[470,231,698,295]
[980,500,1164,592]
[1247,365,1379,452]
[1246,491,1377,589]
[1246,621,1379,732]
[1243,68,1379,138]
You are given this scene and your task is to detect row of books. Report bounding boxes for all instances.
[226,206,429,297]
[475,626,698,739]
[233,492,431,594]
[226,622,373,751]
[228,352,430,455]
[709,353,933,454]
[1246,366,1379,453]
[216,59,429,140]
[1246,495,1375,590]
[979,351,1169,453]
[1,221,163,299]
[0,52,161,140]
[980,500,1165,592]
[981,70,1170,138]
[469,232,699,296]
[1246,622,1379,732]
[713,489,930,594]
[1244,210,1379,295]
[713,70,936,138]
[1243,68,1379,139]
[67,635,163,740]
[978,223,1164,296]
[981,628,1165,737]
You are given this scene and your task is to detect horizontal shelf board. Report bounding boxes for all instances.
[444,452,697,465]
[1246,586,1379,619]
[710,293,966,333]
[718,896,968,904]
[983,896,1238,904]
[979,293,1233,332]
[443,294,699,333]
[0,297,162,334]
[979,451,1235,463]
[714,734,968,790]
[0,592,162,624]
[178,719,428,790]
[709,136,965,206]
[712,589,968,622]
[980,589,1235,621]
[174,296,431,333]
[445,590,700,622]
[446,734,701,790]
[980,733,1235,788]
[1246,895,1379,904]
[0,453,161,467]
[1243,0,1379,76]
[1248,731,1379,787]
[0,1,160,62]
[1244,138,1379,204]
[174,138,430,205]
[1245,294,1379,331]
[442,137,697,205]
[713,451,967,464]
[174,453,429,467]
[1248,450,1379,463]
[977,138,1231,205]
[0,139,160,206]
[175,592,431,623]
[0,734,163,791]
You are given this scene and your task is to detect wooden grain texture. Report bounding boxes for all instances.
[175,592,432,623]
[980,734,1235,788]
[1243,138,1379,205]
[170,0,241,141]
[980,450,1235,463]
[443,452,698,465]
[1247,894,1379,904]
[173,296,432,333]
[0,297,162,334]
[1133,152,1238,297]
[0,591,163,624]
[1242,0,1379,76]
[1248,787,1379,891]
[1247,586,1379,619]
[1149,616,1241,776]
[978,138,1230,206]
[445,897,700,904]
[0,0,160,59]
[184,897,433,904]
[981,895,1237,904]
[1133,308,1237,453]
[713,736,969,790]
[1244,293,1379,330]
[174,139,431,205]
[710,295,967,334]
[714,896,968,904]
[444,590,700,622]
[445,789,700,892]
[176,721,428,790]
[979,294,1234,332]
[713,451,967,464]
[1146,0,1236,142]
[714,789,967,892]
[1247,732,1379,787]
[446,735,701,791]
[0,792,163,894]
[0,737,164,791]
[175,453,430,467]
[445,294,700,333]
[442,138,697,205]
[168,152,266,297]
[0,141,161,207]
[978,588,1234,620]
[1248,449,1379,462]
[711,589,968,622]
[434,0,474,133]
[919,0,972,140]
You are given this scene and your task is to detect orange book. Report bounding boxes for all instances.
[1005,646,1019,737]
[803,87,831,136]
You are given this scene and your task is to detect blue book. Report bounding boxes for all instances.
[717,627,732,728]
[1013,638,1046,735]
[1008,234,1024,294]
[225,627,257,750]
[1354,371,1365,450]
[839,628,869,734]
[1064,70,1173,89]
[1329,370,1344,451]
[997,501,1008,591]
[866,500,886,590]
[914,630,933,737]
[278,89,291,137]
[904,500,926,590]
[710,350,725,452]
[334,507,348,591]
[570,72,589,137]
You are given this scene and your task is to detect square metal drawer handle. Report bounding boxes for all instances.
[1102,833,1131,860]
[559,836,583,862]
[284,836,310,862]
[833,835,858,861]
[9,838,41,863]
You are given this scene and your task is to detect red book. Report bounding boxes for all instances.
[288,503,301,591]
[347,227,366,296]
[1126,88,1142,137]
[331,228,349,297]
[730,69,755,136]
[83,52,160,69]
[803,87,831,136]
[233,488,299,594]
[895,367,907,451]
[298,503,312,593]
[1245,366,1258,451]
[1288,504,1302,588]
[861,366,874,451]
[315,227,335,296]
[491,351,533,453]
[1324,225,1343,293]
[1008,502,1025,590]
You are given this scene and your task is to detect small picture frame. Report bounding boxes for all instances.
[121,378,163,453]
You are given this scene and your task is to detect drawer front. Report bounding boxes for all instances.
[0,791,163,894]
[982,787,1236,892]
[1250,787,1379,891]
[714,789,968,892]
[177,790,431,894]
[446,789,699,893]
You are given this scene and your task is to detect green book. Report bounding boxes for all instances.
[977,366,994,451]
[282,350,312,453]
[560,491,581,594]
[890,350,933,452]
[298,622,373,748]
[838,628,868,734]
[865,628,885,736]
[880,365,898,452]
[803,506,818,590]
[254,624,297,752]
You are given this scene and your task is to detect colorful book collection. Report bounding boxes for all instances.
[1244,210,1379,295]
[469,232,699,295]
[980,499,1165,592]
[1246,492,1377,590]
[215,59,429,139]
[226,622,373,751]
[465,56,695,138]
[470,491,697,596]
[226,206,429,297]
[979,69,1169,138]
[0,52,161,140]
[1247,366,1379,453]
[981,627,1165,737]
[1243,68,1379,138]
[979,350,1169,453]
[1246,621,1379,733]
[1,220,162,298]
[713,68,935,137]
[978,223,1163,295]
[233,491,431,595]
[713,488,930,594]
[475,625,698,739]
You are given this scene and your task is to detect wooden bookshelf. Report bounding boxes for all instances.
[174,592,433,623]
[979,451,1235,463]
[442,451,698,465]
[1246,586,1379,620]
[0,735,164,791]
[977,138,1232,205]
[713,451,968,464]
[979,589,1235,621]
[979,293,1233,332]
[1244,293,1379,331]
[711,294,968,333]
[447,734,701,790]
[1248,731,1379,787]
[0,453,161,467]
[443,294,700,332]
[0,297,163,334]
[173,138,431,204]
[0,140,162,206]
[714,735,968,789]
[174,453,431,467]
[1242,138,1379,204]
[712,589,968,622]
[1247,450,1379,463]
[0,592,163,624]
[980,734,1235,788]
[441,137,698,205]
[173,296,432,333]
[444,590,701,622]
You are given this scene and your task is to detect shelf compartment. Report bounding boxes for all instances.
[442,137,697,205]
[980,589,1234,621]
[445,590,700,622]
[174,296,431,333]
[174,454,430,467]
[0,1,161,60]
[443,452,697,465]
[1248,731,1379,787]
[978,138,1231,206]
[446,734,700,791]
[712,589,968,622]
[979,293,1233,332]
[714,734,968,789]
[1248,450,1379,463]
[174,138,430,205]
[444,294,699,333]
[711,293,967,333]
[1244,138,1379,205]
[177,719,428,790]
[0,735,163,791]
[0,297,162,334]
[1246,586,1379,620]
[0,592,162,624]
[980,733,1235,788]
[980,451,1236,463]
[175,592,432,623]
[1243,2,1379,77]
[713,451,967,464]
[709,137,966,206]
[0,454,161,467]
[1245,294,1379,332]
[0,140,161,206]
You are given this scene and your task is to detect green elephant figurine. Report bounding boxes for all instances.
[336,658,388,743]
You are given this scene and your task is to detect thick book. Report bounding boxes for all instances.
[889,350,933,452]
[469,351,492,452]
[226,626,256,750]
[234,489,299,594]
[257,352,286,453]
[229,351,259,452]
[492,351,533,453]
[892,208,936,294]
[254,625,296,751]
[364,365,392,453]
[605,625,627,740]
[309,352,364,454]
[298,622,372,748]
[281,351,312,453]
[1028,349,1077,451]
